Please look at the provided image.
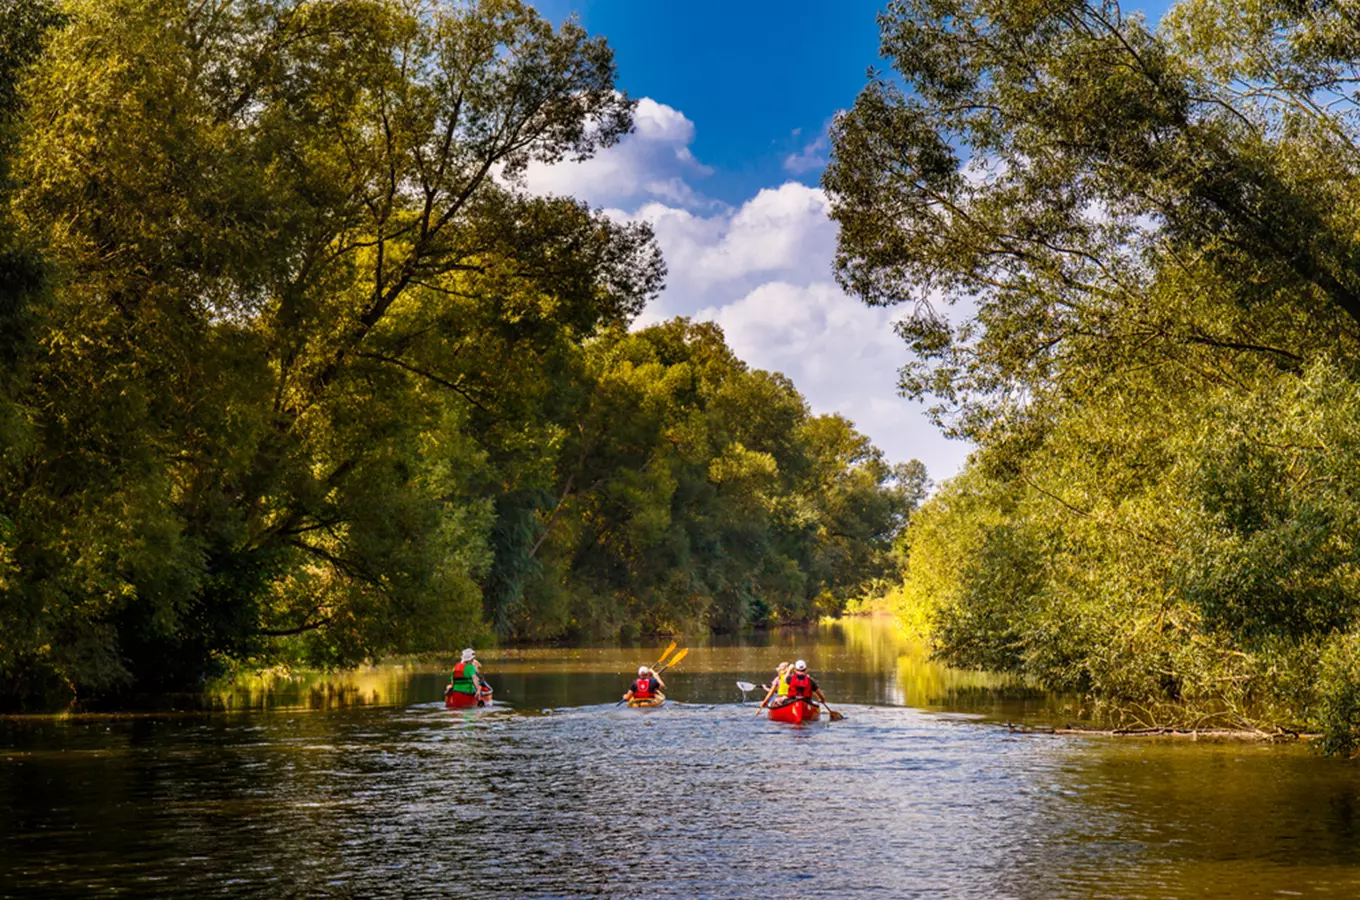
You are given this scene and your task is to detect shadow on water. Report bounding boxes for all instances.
[3,616,1360,898]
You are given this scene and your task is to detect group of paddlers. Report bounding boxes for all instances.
[445,646,834,713]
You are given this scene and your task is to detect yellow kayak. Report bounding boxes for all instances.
[627,693,666,709]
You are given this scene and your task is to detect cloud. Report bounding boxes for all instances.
[694,281,962,480]
[522,96,972,478]
[783,133,830,175]
[622,184,970,478]
[623,182,839,301]
[520,98,717,209]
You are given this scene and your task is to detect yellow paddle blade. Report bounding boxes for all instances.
[656,640,677,666]
[666,647,688,668]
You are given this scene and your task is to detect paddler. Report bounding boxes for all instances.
[445,648,490,702]
[622,665,666,703]
[769,659,827,709]
[763,661,792,697]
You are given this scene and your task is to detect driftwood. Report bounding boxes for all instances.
[1001,722,1319,742]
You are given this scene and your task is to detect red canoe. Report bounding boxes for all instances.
[767,699,821,724]
[445,688,492,709]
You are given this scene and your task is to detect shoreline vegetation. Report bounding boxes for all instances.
[832,0,1360,755]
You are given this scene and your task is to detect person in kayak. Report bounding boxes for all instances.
[763,661,791,697]
[445,648,489,701]
[622,665,666,703]
[769,659,826,708]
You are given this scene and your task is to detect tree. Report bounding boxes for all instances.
[832,0,1360,748]
[0,0,660,696]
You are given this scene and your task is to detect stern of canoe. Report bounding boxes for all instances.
[627,693,666,709]
[767,699,820,724]
[445,689,492,709]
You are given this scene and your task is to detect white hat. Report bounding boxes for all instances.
[794,659,807,671]
[461,648,475,662]
[638,665,649,676]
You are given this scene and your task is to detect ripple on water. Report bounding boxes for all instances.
[2,702,1360,898]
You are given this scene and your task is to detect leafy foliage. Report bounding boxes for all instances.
[831,0,1360,749]
[0,0,915,704]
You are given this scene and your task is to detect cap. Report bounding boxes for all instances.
[794,659,807,671]
[461,648,475,662]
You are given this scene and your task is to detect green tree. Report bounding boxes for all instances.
[0,0,659,698]
[832,0,1360,748]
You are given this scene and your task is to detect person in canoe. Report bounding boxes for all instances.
[622,665,666,704]
[763,661,792,698]
[768,660,826,709]
[445,648,490,704]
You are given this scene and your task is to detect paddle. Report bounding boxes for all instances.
[736,681,758,702]
[756,680,777,716]
[656,640,677,667]
[817,698,845,722]
[652,647,687,675]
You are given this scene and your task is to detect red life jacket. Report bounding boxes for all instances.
[633,677,655,699]
[787,671,812,699]
[453,661,468,678]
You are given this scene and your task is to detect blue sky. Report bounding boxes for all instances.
[528,0,1175,482]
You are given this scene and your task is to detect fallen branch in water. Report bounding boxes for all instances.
[1000,723,1319,742]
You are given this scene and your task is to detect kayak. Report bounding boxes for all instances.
[767,698,820,724]
[627,693,666,709]
[445,688,492,709]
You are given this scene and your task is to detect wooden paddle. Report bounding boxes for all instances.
[817,698,845,722]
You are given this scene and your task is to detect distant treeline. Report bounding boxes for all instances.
[829,0,1360,751]
[0,0,923,704]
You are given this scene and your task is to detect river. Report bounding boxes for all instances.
[2,616,1358,898]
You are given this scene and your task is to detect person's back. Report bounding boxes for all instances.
[785,662,818,700]
[449,648,481,694]
[624,665,665,702]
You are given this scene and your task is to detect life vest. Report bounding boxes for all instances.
[776,672,790,697]
[451,660,478,693]
[787,671,812,699]
[633,677,655,699]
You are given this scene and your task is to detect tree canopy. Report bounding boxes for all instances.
[830,0,1360,750]
[0,0,920,706]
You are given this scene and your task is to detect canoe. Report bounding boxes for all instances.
[627,693,666,709]
[445,688,492,709]
[767,698,820,724]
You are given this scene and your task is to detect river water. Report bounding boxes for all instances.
[2,617,1359,898]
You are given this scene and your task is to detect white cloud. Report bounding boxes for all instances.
[625,184,970,478]
[696,282,962,481]
[622,183,839,301]
[520,98,716,209]
[783,133,829,174]
[524,96,972,479]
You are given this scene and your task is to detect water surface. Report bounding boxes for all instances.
[2,617,1357,898]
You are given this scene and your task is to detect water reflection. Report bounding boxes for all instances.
[205,615,1044,717]
[4,617,1360,898]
